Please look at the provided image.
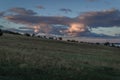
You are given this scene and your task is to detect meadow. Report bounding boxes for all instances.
[0,33,120,80]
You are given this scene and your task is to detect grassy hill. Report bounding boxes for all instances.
[0,33,120,80]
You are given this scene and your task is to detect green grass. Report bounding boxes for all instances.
[0,33,120,80]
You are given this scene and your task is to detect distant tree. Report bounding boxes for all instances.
[24,33,30,37]
[104,42,110,46]
[43,36,47,39]
[71,40,76,42]
[111,43,115,47]
[37,36,42,38]
[0,29,3,36]
[96,42,100,45]
[58,37,62,40]
[49,37,54,40]
[32,33,35,37]
[67,39,70,42]
[80,41,84,43]
[55,37,57,40]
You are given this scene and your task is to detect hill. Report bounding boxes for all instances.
[0,33,120,80]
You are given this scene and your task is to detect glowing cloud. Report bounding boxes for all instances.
[64,23,86,36]
[32,23,52,33]
[33,25,40,33]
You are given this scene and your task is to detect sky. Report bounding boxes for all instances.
[0,0,120,42]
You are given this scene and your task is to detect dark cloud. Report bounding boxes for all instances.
[0,25,4,28]
[36,6,45,9]
[5,15,73,25]
[86,0,98,2]
[9,7,37,15]
[0,11,5,17]
[73,29,115,38]
[19,27,33,29]
[5,14,74,34]
[49,25,67,35]
[77,8,120,28]
[86,0,111,5]
[60,8,72,13]
[115,34,120,37]
[7,28,34,34]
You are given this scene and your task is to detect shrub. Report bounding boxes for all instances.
[24,33,31,37]
[58,37,62,40]
[104,42,110,46]
[0,29,3,36]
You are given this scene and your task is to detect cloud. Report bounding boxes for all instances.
[0,11,5,17]
[9,7,37,15]
[86,0,111,5]
[73,30,116,38]
[115,34,120,37]
[5,15,73,25]
[61,8,120,36]
[6,28,34,34]
[77,8,120,28]
[5,15,74,33]
[60,8,72,13]
[86,0,98,2]
[4,8,120,37]
[0,25,4,28]
[36,6,45,9]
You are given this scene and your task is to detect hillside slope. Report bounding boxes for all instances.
[0,33,120,80]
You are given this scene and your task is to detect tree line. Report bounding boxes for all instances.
[0,29,119,48]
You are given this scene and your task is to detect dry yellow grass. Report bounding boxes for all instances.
[0,33,120,80]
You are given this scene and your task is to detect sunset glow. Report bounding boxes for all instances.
[64,23,86,36]
[33,25,40,33]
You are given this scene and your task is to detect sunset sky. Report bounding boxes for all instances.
[0,0,120,41]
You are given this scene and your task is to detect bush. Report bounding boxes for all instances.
[49,37,54,40]
[96,42,100,45]
[0,29,3,36]
[58,37,62,40]
[24,33,31,37]
[104,42,110,46]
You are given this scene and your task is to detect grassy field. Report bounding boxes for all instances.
[0,33,120,80]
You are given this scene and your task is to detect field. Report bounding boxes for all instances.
[0,33,120,80]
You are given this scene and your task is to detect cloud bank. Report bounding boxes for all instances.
[86,0,98,2]
[9,7,37,15]
[77,8,120,28]
[60,8,72,13]
[36,6,45,9]
[0,11,5,17]
[4,8,120,37]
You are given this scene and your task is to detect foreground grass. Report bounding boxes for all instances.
[0,33,120,80]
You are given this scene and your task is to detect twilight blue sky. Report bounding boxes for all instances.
[0,0,120,39]
[0,0,120,17]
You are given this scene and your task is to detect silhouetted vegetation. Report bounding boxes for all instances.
[96,42,100,45]
[0,29,3,36]
[31,33,35,37]
[2,30,21,35]
[58,37,62,40]
[37,36,43,38]
[49,37,54,40]
[24,33,31,37]
[67,39,79,43]
[43,36,47,39]
[104,42,110,46]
